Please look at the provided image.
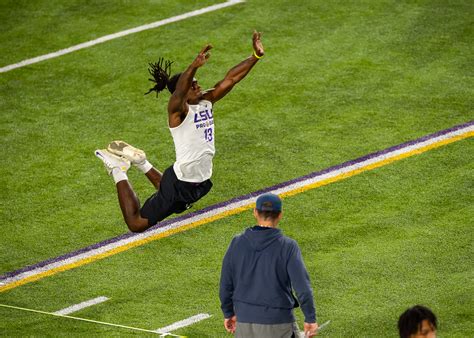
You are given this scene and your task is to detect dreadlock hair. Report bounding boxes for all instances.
[166,73,182,94]
[398,305,437,338]
[144,57,174,97]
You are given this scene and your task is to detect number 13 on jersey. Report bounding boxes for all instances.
[204,127,213,142]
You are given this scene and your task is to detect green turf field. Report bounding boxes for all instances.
[1,0,473,336]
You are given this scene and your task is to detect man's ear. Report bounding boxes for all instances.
[277,212,283,221]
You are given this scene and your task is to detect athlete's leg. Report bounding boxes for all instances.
[95,149,150,233]
[144,168,162,190]
[116,181,150,232]
[107,140,162,189]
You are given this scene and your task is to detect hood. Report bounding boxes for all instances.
[243,226,283,252]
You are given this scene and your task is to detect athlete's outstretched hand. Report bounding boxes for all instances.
[193,44,213,68]
[253,30,264,57]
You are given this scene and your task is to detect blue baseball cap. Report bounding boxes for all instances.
[256,193,282,212]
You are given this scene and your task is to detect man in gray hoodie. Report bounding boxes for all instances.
[219,193,319,337]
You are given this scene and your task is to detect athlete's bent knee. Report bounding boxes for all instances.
[125,217,149,233]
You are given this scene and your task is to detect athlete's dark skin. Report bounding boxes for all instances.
[117,31,265,232]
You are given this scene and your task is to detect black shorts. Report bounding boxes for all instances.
[140,166,213,226]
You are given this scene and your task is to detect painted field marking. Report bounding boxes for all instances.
[155,313,212,334]
[53,296,109,316]
[0,303,184,337]
[0,121,472,293]
[0,0,245,73]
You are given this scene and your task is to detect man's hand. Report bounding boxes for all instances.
[224,316,237,334]
[252,30,264,57]
[304,322,319,337]
[192,44,213,68]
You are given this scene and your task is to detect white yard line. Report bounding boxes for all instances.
[0,303,183,337]
[155,313,212,333]
[53,296,109,315]
[0,0,245,73]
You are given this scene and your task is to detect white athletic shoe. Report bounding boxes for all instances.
[95,149,130,175]
[107,140,146,165]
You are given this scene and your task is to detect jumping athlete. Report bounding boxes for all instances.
[95,31,264,233]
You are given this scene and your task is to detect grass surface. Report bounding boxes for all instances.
[1,0,473,336]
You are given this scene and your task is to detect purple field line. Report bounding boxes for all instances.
[1,120,472,280]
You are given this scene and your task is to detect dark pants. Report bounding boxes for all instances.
[140,166,212,226]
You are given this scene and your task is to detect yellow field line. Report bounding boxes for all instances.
[1,129,472,293]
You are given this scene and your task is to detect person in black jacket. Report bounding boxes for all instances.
[219,193,319,337]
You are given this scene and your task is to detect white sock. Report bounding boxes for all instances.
[135,160,153,174]
[112,168,128,184]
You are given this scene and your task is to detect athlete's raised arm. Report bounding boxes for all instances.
[167,44,212,126]
[203,31,264,104]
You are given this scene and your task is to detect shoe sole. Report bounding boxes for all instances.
[107,141,146,164]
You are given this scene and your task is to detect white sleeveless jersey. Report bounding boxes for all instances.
[170,100,215,182]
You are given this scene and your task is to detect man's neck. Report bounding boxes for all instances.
[257,223,277,228]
